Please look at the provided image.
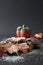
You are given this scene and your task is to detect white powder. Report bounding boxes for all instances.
[1,56,24,63]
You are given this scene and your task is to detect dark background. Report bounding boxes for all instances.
[0,0,43,38]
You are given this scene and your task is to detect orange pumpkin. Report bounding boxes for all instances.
[16,25,32,38]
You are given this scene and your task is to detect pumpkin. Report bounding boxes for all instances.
[16,25,32,38]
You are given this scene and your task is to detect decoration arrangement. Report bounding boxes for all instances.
[0,25,43,57]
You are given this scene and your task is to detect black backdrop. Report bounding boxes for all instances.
[0,0,43,38]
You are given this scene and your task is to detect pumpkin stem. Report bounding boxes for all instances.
[22,25,25,28]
